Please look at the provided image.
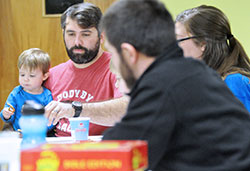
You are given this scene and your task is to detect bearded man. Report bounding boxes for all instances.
[44,2,128,137]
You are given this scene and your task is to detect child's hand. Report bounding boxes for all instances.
[2,107,14,120]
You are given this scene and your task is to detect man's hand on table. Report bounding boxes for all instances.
[45,101,74,126]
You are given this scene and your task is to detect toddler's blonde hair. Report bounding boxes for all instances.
[18,48,50,74]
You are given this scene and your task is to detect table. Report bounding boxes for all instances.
[46,135,103,144]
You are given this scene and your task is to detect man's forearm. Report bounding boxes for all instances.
[81,95,129,126]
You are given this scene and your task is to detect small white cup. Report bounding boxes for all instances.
[69,117,90,141]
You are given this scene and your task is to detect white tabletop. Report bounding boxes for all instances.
[46,135,103,144]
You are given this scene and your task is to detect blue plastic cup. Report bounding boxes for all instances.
[19,100,47,149]
[19,115,47,149]
[69,117,90,141]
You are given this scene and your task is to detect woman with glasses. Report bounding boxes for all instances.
[175,5,250,112]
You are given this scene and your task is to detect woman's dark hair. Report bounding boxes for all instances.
[176,5,250,77]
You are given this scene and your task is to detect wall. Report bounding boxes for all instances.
[0,0,115,130]
[162,0,250,56]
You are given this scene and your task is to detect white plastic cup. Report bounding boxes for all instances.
[0,131,20,171]
[69,117,90,141]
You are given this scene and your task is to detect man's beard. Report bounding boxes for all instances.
[119,54,137,90]
[66,39,100,64]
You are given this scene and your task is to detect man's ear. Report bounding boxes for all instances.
[121,43,138,64]
[43,72,49,81]
[100,32,104,44]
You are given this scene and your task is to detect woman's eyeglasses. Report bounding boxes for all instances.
[177,36,200,43]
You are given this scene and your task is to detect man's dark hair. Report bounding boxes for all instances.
[61,2,102,34]
[100,0,176,57]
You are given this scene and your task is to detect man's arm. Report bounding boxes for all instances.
[81,95,129,126]
[45,95,129,127]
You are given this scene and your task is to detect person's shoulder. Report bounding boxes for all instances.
[185,57,208,68]
[42,86,53,103]
[50,60,71,72]
[224,73,250,93]
[94,51,112,68]
[42,86,52,94]
[156,56,207,79]
[225,73,249,84]
[102,51,112,59]
[11,85,24,95]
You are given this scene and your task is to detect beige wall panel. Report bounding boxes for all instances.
[0,0,67,129]
[86,0,116,13]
